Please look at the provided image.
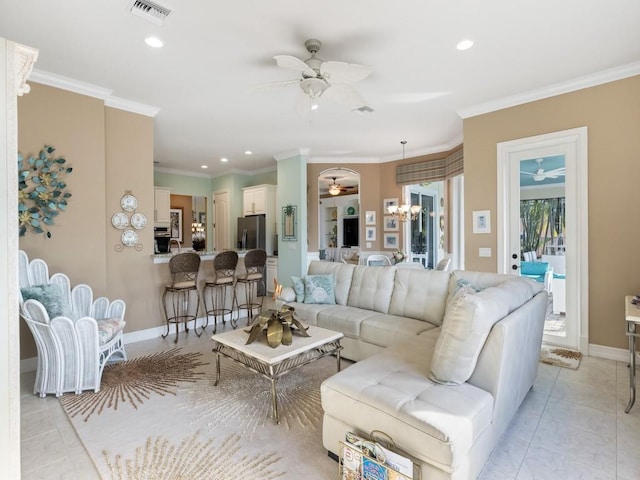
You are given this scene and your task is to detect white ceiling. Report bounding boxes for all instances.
[2,0,639,177]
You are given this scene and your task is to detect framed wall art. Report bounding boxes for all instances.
[365,211,376,226]
[383,233,399,249]
[170,208,183,242]
[472,210,491,234]
[383,215,398,232]
[365,226,376,241]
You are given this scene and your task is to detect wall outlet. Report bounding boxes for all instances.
[366,242,371,249]
[479,247,492,257]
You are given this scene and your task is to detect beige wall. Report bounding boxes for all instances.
[463,75,640,349]
[18,85,158,358]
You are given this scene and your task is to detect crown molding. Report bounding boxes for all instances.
[308,156,381,164]
[273,148,310,162]
[29,69,160,117]
[105,96,159,117]
[457,61,640,119]
[154,166,214,179]
[29,69,112,99]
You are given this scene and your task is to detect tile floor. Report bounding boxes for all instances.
[20,330,640,479]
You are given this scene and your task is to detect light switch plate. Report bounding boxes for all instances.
[479,247,492,257]
[366,242,371,249]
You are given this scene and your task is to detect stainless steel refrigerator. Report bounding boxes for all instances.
[237,215,266,250]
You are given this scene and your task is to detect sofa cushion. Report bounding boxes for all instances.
[291,276,305,302]
[388,269,450,326]
[347,265,396,314]
[430,284,510,385]
[287,302,334,326]
[308,261,355,305]
[321,333,494,470]
[317,305,379,339]
[303,274,336,304]
[360,313,438,348]
[448,271,542,313]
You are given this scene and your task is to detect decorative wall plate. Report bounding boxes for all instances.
[111,212,129,230]
[346,206,356,215]
[120,194,138,212]
[121,229,138,247]
[131,212,147,230]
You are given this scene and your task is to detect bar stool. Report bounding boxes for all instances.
[235,249,267,325]
[203,250,238,333]
[162,252,202,343]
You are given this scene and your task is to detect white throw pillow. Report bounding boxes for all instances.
[429,284,509,385]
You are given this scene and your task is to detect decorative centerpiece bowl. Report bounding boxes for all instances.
[245,305,310,348]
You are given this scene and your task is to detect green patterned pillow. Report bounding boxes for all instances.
[291,276,305,302]
[21,284,73,319]
[303,274,335,304]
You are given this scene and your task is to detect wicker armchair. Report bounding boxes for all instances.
[18,250,127,397]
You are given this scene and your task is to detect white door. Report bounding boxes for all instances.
[214,189,230,251]
[497,128,589,352]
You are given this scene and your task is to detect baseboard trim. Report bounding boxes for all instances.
[588,343,633,363]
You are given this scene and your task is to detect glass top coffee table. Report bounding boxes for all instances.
[211,325,343,424]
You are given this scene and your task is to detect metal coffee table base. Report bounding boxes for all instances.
[213,340,342,424]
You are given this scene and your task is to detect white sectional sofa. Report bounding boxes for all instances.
[281,261,547,480]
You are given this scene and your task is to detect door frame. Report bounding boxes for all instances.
[497,127,589,352]
[213,188,230,251]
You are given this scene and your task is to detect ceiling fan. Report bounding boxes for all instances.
[521,158,566,182]
[326,176,357,196]
[256,39,372,113]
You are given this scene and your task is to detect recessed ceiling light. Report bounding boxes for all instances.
[201,165,208,169]
[456,39,474,51]
[220,157,228,163]
[145,36,163,48]
[244,150,252,155]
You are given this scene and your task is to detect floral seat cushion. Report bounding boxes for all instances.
[97,318,126,346]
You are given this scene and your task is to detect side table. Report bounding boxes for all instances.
[625,295,640,413]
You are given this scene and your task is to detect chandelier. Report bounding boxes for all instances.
[387,141,422,222]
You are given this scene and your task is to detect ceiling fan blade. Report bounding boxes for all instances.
[320,61,372,84]
[248,79,300,93]
[544,167,566,176]
[323,84,367,109]
[274,55,317,77]
[520,171,536,175]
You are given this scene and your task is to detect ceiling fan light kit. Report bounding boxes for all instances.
[520,158,566,182]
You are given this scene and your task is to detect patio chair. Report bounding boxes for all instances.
[18,250,127,397]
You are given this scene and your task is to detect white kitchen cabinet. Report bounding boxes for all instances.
[154,187,171,223]
[242,184,275,216]
[266,257,278,294]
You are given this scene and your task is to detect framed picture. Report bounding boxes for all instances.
[170,208,183,242]
[383,198,399,214]
[383,233,399,249]
[365,210,376,226]
[282,205,297,241]
[383,215,398,232]
[472,210,491,234]
[365,226,376,241]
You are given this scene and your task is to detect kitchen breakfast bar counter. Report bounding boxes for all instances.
[152,250,254,264]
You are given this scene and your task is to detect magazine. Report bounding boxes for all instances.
[341,431,414,480]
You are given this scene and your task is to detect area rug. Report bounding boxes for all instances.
[59,346,341,479]
[540,345,583,370]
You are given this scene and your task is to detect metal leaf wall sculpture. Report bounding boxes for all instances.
[18,145,72,238]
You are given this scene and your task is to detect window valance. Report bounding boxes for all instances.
[396,147,463,185]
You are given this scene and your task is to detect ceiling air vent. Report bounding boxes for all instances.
[353,106,375,115]
[127,0,171,25]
